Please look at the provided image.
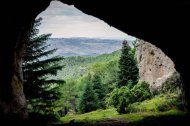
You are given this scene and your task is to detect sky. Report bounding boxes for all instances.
[37,1,135,40]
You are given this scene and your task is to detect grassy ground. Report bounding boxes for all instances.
[60,108,185,123]
[127,93,182,112]
[59,94,188,126]
[60,108,118,123]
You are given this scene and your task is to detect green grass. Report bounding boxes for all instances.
[60,94,184,124]
[127,93,182,113]
[60,108,185,124]
[60,108,118,123]
[116,109,185,122]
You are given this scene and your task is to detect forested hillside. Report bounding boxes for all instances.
[57,50,121,80]
[47,38,124,57]
[58,41,183,125]
[56,50,121,113]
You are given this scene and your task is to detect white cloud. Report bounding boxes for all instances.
[37,1,135,40]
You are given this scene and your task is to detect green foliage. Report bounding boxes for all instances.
[117,40,139,87]
[117,87,132,114]
[58,51,120,114]
[106,86,132,114]
[131,81,152,102]
[78,74,99,113]
[59,50,121,80]
[23,18,64,114]
[77,73,107,113]
[106,81,152,114]
[130,39,138,58]
[89,60,119,94]
[91,74,106,108]
[56,80,78,114]
[127,93,183,113]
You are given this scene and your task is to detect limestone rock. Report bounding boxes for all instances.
[136,39,181,94]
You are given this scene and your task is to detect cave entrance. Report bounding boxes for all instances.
[24,0,183,123]
[26,0,136,116]
[0,1,189,124]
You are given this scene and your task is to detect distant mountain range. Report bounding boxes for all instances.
[47,37,133,57]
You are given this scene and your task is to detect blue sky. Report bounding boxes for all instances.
[37,1,135,40]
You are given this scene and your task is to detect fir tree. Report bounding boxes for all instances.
[91,74,106,108]
[117,40,139,87]
[58,80,78,115]
[78,74,99,113]
[22,17,64,114]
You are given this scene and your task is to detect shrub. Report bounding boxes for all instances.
[106,81,152,114]
[116,87,132,113]
[131,81,152,103]
[105,86,132,114]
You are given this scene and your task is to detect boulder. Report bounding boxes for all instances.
[136,40,181,94]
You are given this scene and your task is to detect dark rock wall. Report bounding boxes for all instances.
[0,0,52,119]
[0,0,189,119]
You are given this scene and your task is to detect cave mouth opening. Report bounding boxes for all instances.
[26,0,136,116]
[24,1,184,121]
[0,0,190,125]
[21,1,185,121]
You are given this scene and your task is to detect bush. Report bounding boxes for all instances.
[131,81,152,102]
[105,86,132,114]
[106,81,152,114]
[116,87,132,113]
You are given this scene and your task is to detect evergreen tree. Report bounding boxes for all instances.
[130,39,138,58]
[22,17,64,114]
[117,40,139,87]
[91,74,106,108]
[78,74,99,113]
[58,80,78,114]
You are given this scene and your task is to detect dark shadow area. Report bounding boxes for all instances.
[0,113,58,126]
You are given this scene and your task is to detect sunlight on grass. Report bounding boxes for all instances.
[127,93,181,113]
[60,108,118,123]
[116,109,185,122]
[60,94,184,124]
[60,108,184,124]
